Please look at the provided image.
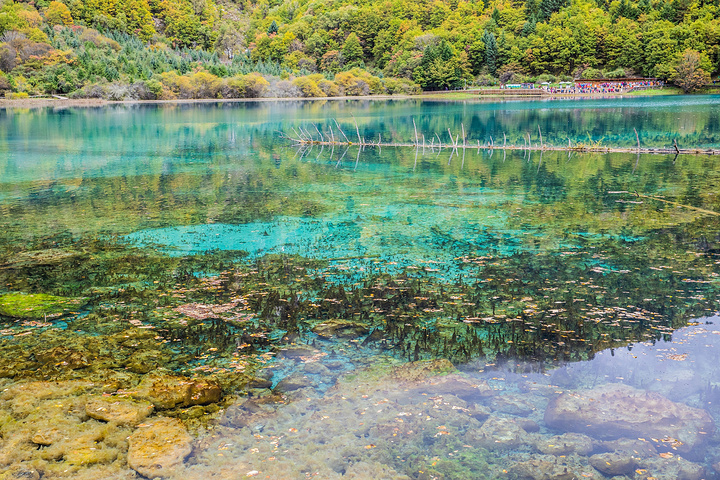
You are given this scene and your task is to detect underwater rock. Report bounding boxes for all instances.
[27,416,123,467]
[515,418,540,433]
[325,361,345,370]
[0,292,83,319]
[544,383,714,458]
[0,379,132,471]
[279,347,320,359]
[395,361,493,402]
[638,454,705,480]
[507,457,604,480]
[0,431,34,466]
[31,427,64,446]
[1,464,40,480]
[241,369,273,392]
[535,433,594,456]
[302,361,332,376]
[34,346,89,369]
[135,373,222,409]
[468,403,492,421]
[489,394,537,416]
[274,372,315,392]
[506,459,556,480]
[601,437,657,457]
[1,380,94,415]
[313,319,370,338]
[589,452,637,476]
[247,377,273,389]
[342,461,411,479]
[411,374,495,401]
[127,416,191,479]
[125,350,163,374]
[219,396,282,428]
[63,442,119,466]
[1,248,81,267]
[391,359,455,383]
[549,367,577,388]
[466,415,529,450]
[85,397,154,426]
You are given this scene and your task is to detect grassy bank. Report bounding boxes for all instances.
[1,88,709,109]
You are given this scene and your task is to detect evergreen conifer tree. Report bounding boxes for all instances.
[342,33,363,65]
[539,0,570,21]
[482,30,498,75]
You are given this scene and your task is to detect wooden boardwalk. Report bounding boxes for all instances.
[479,89,544,96]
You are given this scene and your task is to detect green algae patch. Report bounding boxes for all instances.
[0,292,84,319]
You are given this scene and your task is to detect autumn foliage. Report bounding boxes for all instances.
[0,0,717,98]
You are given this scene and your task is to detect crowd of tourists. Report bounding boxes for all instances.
[542,79,664,94]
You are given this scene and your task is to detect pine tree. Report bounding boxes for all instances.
[437,40,452,61]
[342,32,363,65]
[525,0,540,19]
[482,30,498,75]
[421,44,438,69]
[521,18,536,36]
[539,0,570,21]
[267,20,279,35]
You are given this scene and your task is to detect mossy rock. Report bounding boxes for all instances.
[1,248,83,268]
[312,319,370,338]
[0,292,83,319]
[391,359,456,382]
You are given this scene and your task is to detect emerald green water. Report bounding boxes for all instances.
[1,97,720,479]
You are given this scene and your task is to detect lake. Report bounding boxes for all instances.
[1,96,720,480]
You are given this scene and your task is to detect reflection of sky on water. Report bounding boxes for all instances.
[556,315,720,406]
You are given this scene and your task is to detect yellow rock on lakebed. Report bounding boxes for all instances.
[85,397,154,426]
[127,417,192,479]
[134,372,222,409]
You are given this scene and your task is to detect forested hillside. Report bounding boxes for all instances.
[0,0,718,98]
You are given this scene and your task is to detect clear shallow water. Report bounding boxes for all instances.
[0,97,720,479]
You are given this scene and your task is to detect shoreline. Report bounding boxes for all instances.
[0,95,409,109]
[0,89,698,109]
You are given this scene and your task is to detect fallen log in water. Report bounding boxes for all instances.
[285,137,719,155]
[281,121,720,156]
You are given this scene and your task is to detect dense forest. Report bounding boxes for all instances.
[0,0,718,98]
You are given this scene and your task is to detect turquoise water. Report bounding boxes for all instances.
[1,97,720,479]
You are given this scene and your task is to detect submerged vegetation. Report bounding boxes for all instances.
[2,221,719,381]
[2,126,720,380]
